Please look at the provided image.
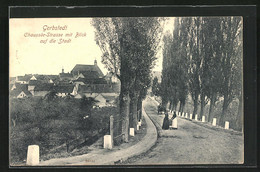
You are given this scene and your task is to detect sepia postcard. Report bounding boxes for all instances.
[9,8,245,166]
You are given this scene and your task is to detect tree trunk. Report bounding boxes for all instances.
[137,97,142,121]
[162,99,168,110]
[180,100,186,112]
[129,96,138,131]
[132,99,138,130]
[66,140,69,153]
[192,93,199,119]
[169,100,173,111]
[200,93,206,120]
[129,100,134,128]
[171,100,177,112]
[171,103,175,112]
[120,91,130,142]
[178,101,182,112]
[236,93,243,131]
[174,99,178,111]
[208,92,216,122]
[220,94,229,126]
[12,119,16,127]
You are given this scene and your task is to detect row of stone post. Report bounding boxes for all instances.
[25,111,230,165]
[129,120,142,137]
[104,115,142,149]
[174,111,230,130]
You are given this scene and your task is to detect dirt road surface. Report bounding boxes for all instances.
[122,98,244,165]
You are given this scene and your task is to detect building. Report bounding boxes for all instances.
[74,82,120,106]
[9,77,16,85]
[104,72,119,84]
[53,84,74,97]
[9,83,32,98]
[15,74,32,84]
[59,67,73,80]
[76,83,120,97]
[9,60,121,101]
[33,83,53,97]
[71,60,104,79]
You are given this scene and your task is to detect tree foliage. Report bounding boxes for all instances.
[160,16,242,128]
[9,97,114,164]
[160,18,189,112]
[92,17,164,141]
[152,77,160,96]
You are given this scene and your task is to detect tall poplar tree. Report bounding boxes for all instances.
[92,17,164,141]
[218,16,242,125]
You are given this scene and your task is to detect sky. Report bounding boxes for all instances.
[9,18,174,77]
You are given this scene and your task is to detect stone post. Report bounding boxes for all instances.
[130,128,135,136]
[26,145,39,166]
[172,118,178,129]
[225,121,229,129]
[110,115,114,147]
[190,114,192,119]
[202,116,205,122]
[195,114,198,121]
[212,118,217,126]
[103,135,112,149]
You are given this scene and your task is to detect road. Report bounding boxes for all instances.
[122,98,244,165]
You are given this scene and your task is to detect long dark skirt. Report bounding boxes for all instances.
[162,117,169,130]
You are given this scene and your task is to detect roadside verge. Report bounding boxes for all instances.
[40,104,158,166]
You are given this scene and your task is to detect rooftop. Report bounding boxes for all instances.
[71,64,104,78]
[78,83,120,94]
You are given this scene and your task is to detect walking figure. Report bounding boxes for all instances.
[171,111,177,120]
[171,111,178,130]
[158,103,162,114]
[162,112,170,130]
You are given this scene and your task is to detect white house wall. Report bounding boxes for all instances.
[34,91,49,97]
[11,85,16,90]
[101,93,119,97]
[30,76,37,80]
[94,95,107,107]
[74,94,83,99]
[84,93,98,98]
[17,91,26,98]
[28,85,35,91]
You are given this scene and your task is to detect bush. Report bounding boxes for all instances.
[9,97,118,164]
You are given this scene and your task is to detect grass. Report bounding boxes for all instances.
[9,97,118,165]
